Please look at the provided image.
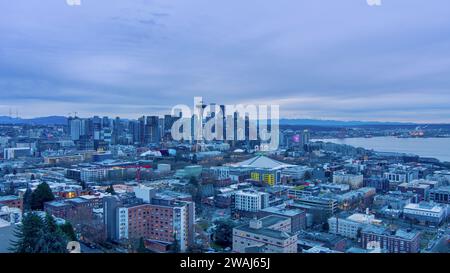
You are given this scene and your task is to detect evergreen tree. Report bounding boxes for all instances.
[31,182,55,210]
[213,220,235,248]
[34,214,68,253]
[137,237,147,253]
[322,222,330,232]
[7,181,15,195]
[23,187,33,212]
[189,176,199,186]
[10,212,45,253]
[106,184,116,195]
[303,171,312,180]
[191,154,198,164]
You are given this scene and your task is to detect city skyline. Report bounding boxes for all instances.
[1,0,450,122]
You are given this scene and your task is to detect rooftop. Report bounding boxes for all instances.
[235,224,295,240]
[0,195,19,202]
[362,225,420,241]
[404,202,444,212]
[260,215,290,227]
[230,155,295,170]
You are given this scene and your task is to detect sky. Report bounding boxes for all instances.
[1,0,450,123]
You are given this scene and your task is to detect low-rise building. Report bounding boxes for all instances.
[429,186,450,204]
[259,205,306,233]
[232,215,297,253]
[0,195,23,211]
[361,225,421,253]
[403,202,447,225]
[328,213,382,239]
[333,171,364,189]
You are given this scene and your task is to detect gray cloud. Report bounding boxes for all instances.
[0,0,449,123]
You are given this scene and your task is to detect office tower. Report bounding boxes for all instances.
[113,117,126,145]
[145,116,160,144]
[92,116,102,140]
[302,129,310,146]
[69,117,85,141]
[128,120,141,145]
[102,116,111,128]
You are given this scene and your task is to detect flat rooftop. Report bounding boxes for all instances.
[0,195,19,202]
[235,224,294,240]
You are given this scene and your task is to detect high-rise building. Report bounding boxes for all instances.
[145,116,160,144]
[114,200,195,252]
[69,117,85,141]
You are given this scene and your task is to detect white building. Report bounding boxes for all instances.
[233,216,297,253]
[3,147,31,160]
[133,185,155,203]
[80,168,108,182]
[403,202,447,224]
[281,166,313,180]
[157,164,171,172]
[0,206,22,224]
[383,166,418,187]
[234,190,270,212]
[333,171,364,189]
[328,212,381,239]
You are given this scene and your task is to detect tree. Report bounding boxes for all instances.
[31,182,55,210]
[303,171,312,180]
[6,181,15,195]
[23,187,33,212]
[10,212,45,253]
[34,214,68,253]
[10,212,69,253]
[106,184,116,195]
[322,222,330,232]
[80,180,87,190]
[187,177,203,214]
[191,154,198,164]
[213,220,235,248]
[187,243,204,253]
[137,237,148,253]
[60,222,77,241]
[169,233,181,253]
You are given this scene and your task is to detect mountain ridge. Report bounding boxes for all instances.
[0,116,442,126]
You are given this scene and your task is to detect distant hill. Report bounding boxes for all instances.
[0,116,67,125]
[279,118,417,127]
[0,116,440,127]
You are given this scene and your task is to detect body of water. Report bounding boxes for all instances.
[315,137,450,162]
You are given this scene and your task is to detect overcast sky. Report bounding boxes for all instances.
[1,0,450,123]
